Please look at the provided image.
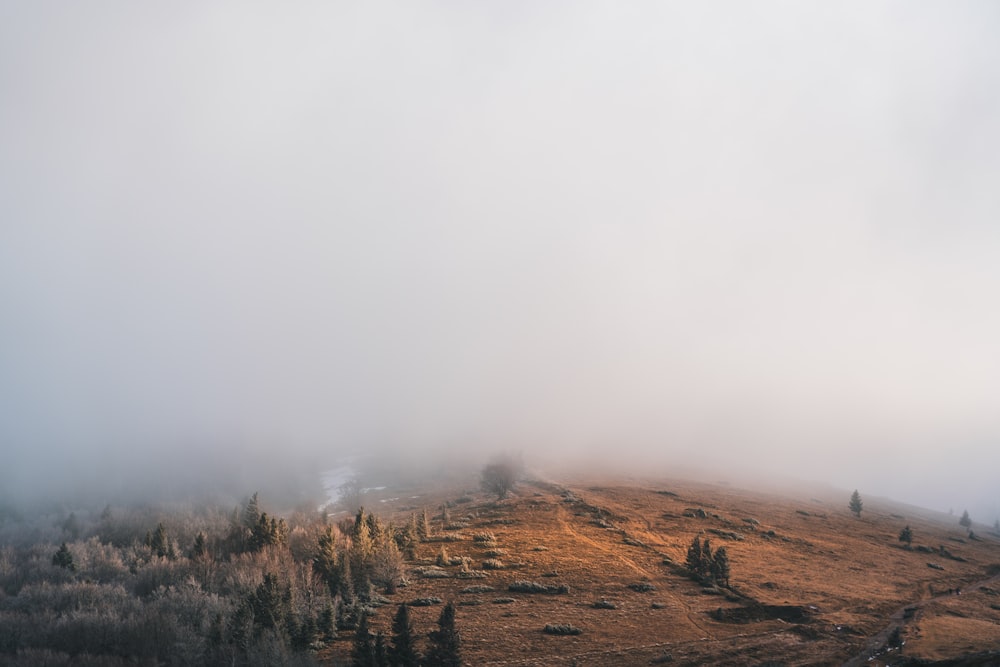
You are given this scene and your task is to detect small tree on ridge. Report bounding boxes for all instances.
[849,490,863,518]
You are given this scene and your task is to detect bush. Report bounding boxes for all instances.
[543,624,582,636]
[628,582,656,592]
[508,581,569,594]
[482,559,504,570]
[409,597,442,606]
[459,585,493,594]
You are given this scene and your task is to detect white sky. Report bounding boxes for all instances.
[2,2,999,516]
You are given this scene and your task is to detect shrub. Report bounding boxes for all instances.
[628,582,656,592]
[482,559,504,570]
[472,532,496,543]
[460,585,493,594]
[508,581,569,594]
[592,599,616,609]
[409,597,443,606]
[543,624,582,636]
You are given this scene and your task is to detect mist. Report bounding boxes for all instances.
[2,3,999,519]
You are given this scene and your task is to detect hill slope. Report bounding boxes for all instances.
[323,474,1000,666]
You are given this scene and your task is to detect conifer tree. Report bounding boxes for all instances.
[374,631,388,667]
[352,612,376,667]
[52,542,75,571]
[699,538,713,578]
[314,526,340,595]
[419,508,431,540]
[147,522,175,559]
[389,604,420,667]
[244,492,261,529]
[372,536,404,594]
[685,536,702,574]
[192,531,211,561]
[712,547,730,587]
[899,525,913,546]
[959,510,972,529]
[319,601,337,641]
[849,490,863,517]
[353,508,375,565]
[426,601,461,667]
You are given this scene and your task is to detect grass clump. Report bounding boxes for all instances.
[472,531,497,543]
[409,597,443,606]
[508,581,569,594]
[628,582,656,592]
[543,623,582,636]
[482,558,505,570]
[460,585,494,594]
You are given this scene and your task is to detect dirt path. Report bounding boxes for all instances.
[841,572,1000,666]
[553,491,717,641]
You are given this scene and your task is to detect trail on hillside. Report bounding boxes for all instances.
[552,491,718,641]
[841,572,1000,667]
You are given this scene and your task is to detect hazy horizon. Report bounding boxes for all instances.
[2,3,999,522]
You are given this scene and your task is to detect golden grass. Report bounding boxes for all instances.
[319,474,1000,666]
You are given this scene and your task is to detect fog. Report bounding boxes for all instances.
[2,3,999,519]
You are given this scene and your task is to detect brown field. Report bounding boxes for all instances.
[321,473,1000,666]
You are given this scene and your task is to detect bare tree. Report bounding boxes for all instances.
[480,454,523,500]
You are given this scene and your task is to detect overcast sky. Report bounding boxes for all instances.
[2,2,999,515]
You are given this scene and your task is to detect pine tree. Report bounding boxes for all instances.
[148,522,175,559]
[849,490,863,517]
[389,604,420,667]
[352,612,376,667]
[899,525,913,546]
[314,526,340,595]
[244,492,261,529]
[426,602,461,667]
[52,542,75,571]
[192,532,211,561]
[374,631,388,667]
[353,508,375,565]
[685,536,702,575]
[419,508,431,540]
[699,538,713,578]
[251,573,289,635]
[339,550,356,603]
[402,514,419,559]
[959,510,972,529]
[712,547,730,587]
[372,536,404,594]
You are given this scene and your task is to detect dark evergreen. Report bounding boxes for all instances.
[352,612,376,667]
[52,542,75,571]
[147,522,175,559]
[699,538,713,578]
[426,601,461,667]
[712,547,730,587]
[899,525,913,546]
[374,631,388,667]
[849,490,863,518]
[685,536,702,574]
[389,604,420,667]
[959,510,972,529]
